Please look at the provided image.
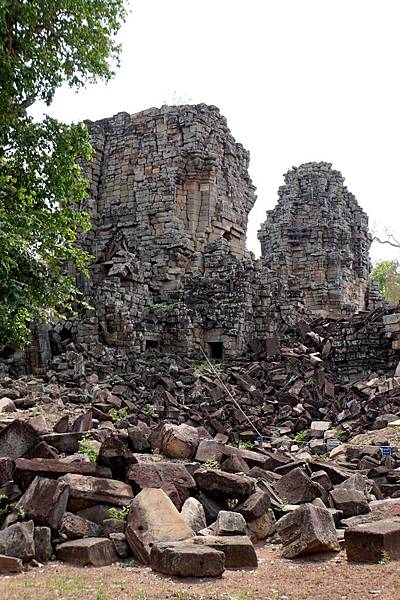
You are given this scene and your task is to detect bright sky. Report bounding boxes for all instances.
[32,0,400,264]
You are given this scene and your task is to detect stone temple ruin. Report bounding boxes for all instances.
[2,104,393,374]
[2,106,400,581]
[64,107,372,354]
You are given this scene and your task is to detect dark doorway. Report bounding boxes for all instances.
[208,341,224,360]
[145,339,159,351]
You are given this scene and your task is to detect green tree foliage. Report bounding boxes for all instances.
[370,259,400,305]
[0,1,127,346]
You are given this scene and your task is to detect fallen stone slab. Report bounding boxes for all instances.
[194,468,255,499]
[15,457,97,477]
[274,467,326,504]
[181,497,207,533]
[329,488,371,518]
[126,488,194,563]
[41,432,83,454]
[15,476,69,529]
[0,420,40,459]
[61,473,134,511]
[214,511,247,536]
[56,537,117,566]
[59,512,102,539]
[193,535,258,568]
[276,504,340,558]
[127,461,196,508]
[0,520,35,561]
[345,519,400,562]
[236,491,271,522]
[0,554,23,573]
[150,541,225,577]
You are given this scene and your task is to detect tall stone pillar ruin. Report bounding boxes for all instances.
[258,162,372,317]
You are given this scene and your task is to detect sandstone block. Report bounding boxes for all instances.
[61,473,134,511]
[193,535,258,568]
[150,541,225,577]
[15,476,69,529]
[345,519,400,562]
[126,488,194,563]
[56,537,117,566]
[194,468,255,499]
[276,504,340,558]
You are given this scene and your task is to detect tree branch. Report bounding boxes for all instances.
[373,235,400,249]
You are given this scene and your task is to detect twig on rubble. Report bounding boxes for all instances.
[199,347,263,438]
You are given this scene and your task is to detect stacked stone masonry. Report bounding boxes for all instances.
[2,104,395,376]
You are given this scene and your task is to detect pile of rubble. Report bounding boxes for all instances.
[1,409,400,575]
[0,312,399,574]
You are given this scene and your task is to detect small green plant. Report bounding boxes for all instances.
[150,303,172,312]
[31,406,43,416]
[108,407,129,421]
[193,360,221,376]
[110,375,124,386]
[306,376,316,386]
[175,591,188,600]
[108,505,130,521]
[379,550,391,565]
[277,498,288,511]
[0,498,16,519]
[78,433,98,463]
[332,427,346,439]
[294,430,309,443]
[96,586,108,600]
[238,440,254,449]
[204,457,220,470]
[142,403,155,416]
[227,498,239,509]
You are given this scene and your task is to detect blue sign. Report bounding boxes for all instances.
[382,446,392,456]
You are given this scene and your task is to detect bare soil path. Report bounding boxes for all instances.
[0,545,399,600]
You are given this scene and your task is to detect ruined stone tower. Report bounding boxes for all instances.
[73,104,260,356]
[8,108,377,374]
[258,162,372,316]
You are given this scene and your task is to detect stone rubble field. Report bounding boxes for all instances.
[0,314,399,596]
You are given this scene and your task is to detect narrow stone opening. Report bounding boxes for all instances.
[208,341,224,360]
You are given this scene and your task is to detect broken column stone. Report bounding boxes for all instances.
[34,527,52,562]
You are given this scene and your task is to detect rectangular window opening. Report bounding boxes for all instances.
[208,341,224,360]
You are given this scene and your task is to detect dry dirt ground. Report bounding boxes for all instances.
[0,545,399,600]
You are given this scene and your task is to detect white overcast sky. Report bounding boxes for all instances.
[32,0,400,264]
